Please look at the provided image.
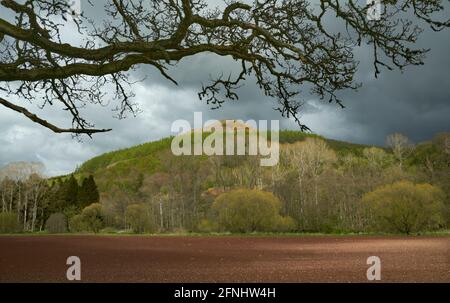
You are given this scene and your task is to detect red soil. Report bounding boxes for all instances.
[0,235,448,282]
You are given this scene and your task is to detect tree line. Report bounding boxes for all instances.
[0,172,99,233]
[97,132,449,234]
[0,132,449,235]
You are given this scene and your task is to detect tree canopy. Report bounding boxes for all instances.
[0,0,449,135]
[363,181,445,234]
[212,188,294,232]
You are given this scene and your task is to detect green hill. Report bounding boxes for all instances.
[78,131,370,173]
[74,130,370,191]
[41,130,450,234]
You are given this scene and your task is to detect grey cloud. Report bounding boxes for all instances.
[323,26,450,146]
[1,1,449,176]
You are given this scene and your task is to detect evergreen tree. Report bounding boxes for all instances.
[77,175,100,209]
[51,176,79,212]
[66,175,79,207]
[51,179,67,213]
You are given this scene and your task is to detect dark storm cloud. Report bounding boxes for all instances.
[0,0,449,176]
[325,26,450,145]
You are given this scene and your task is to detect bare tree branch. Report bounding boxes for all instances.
[0,0,448,135]
[0,97,111,134]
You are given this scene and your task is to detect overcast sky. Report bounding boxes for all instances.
[0,1,449,176]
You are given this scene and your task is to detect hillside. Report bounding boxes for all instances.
[57,129,448,234]
[75,130,370,191]
[4,130,449,235]
[76,131,371,173]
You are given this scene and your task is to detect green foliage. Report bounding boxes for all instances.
[45,213,68,233]
[41,131,449,235]
[278,130,321,144]
[45,175,101,225]
[69,214,87,233]
[125,203,156,233]
[363,181,445,234]
[274,216,297,232]
[48,175,80,212]
[77,175,100,208]
[197,219,217,233]
[65,175,79,207]
[100,227,119,234]
[77,137,173,174]
[77,131,368,183]
[362,147,393,169]
[80,203,105,233]
[326,139,370,157]
[63,205,80,221]
[0,212,20,233]
[212,189,293,233]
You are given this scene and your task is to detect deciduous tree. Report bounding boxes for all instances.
[80,203,105,233]
[0,0,448,134]
[386,133,414,168]
[363,181,445,234]
[212,189,292,232]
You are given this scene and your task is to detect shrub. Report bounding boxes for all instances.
[363,181,445,234]
[69,214,87,232]
[80,203,105,233]
[274,216,297,232]
[197,219,217,233]
[125,203,156,233]
[0,212,20,233]
[45,213,68,233]
[212,189,291,233]
[63,205,80,221]
[100,227,118,234]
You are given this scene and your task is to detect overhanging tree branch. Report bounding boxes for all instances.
[0,0,448,135]
[0,97,111,134]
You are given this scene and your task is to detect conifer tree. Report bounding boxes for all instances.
[77,175,99,209]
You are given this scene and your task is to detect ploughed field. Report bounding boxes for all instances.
[0,236,449,282]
